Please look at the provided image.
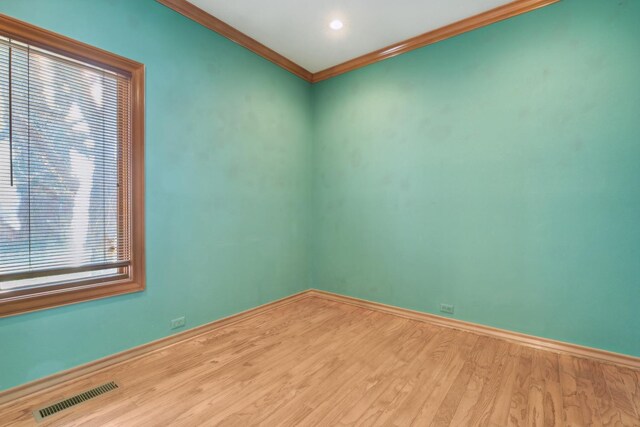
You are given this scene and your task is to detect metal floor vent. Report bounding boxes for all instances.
[34,381,119,421]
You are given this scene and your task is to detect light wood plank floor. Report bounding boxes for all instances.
[1,297,639,426]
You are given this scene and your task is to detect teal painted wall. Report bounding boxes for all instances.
[312,0,640,357]
[1,0,639,393]
[0,0,313,390]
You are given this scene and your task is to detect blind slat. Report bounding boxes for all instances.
[0,35,132,287]
[0,261,130,282]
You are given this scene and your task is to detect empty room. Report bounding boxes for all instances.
[0,0,638,425]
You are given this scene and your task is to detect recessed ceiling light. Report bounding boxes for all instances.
[329,19,344,31]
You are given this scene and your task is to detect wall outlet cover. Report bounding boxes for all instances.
[440,304,454,314]
[170,317,186,329]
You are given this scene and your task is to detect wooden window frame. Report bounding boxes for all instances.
[0,14,145,317]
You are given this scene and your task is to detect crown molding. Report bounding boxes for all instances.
[158,0,559,83]
[156,0,314,82]
[312,0,560,82]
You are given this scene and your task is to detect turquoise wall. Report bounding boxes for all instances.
[312,0,640,357]
[2,0,639,393]
[0,0,312,390]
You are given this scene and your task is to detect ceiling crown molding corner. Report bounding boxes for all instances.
[157,0,560,84]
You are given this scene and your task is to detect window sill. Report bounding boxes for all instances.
[0,279,145,318]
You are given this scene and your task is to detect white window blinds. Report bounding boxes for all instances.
[0,36,132,290]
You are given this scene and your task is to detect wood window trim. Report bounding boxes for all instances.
[0,14,145,318]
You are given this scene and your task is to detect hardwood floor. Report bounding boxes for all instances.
[1,297,639,426]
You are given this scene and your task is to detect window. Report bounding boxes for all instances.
[0,15,144,317]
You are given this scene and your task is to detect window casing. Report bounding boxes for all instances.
[0,15,144,317]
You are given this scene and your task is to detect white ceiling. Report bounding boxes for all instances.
[188,0,515,73]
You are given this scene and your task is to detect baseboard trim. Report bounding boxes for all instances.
[3,288,637,405]
[307,289,640,370]
[0,289,315,406]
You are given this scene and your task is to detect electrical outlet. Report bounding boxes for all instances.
[440,304,454,315]
[170,316,186,330]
